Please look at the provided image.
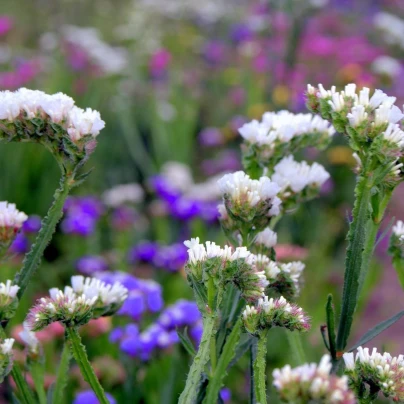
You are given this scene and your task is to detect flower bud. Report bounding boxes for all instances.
[0,338,14,383]
[0,280,20,321]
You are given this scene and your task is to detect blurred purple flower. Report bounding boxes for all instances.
[230,23,253,43]
[9,233,29,255]
[0,16,13,36]
[128,241,159,264]
[198,127,224,147]
[22,215,41,233]
[73,391,116,404]
[75,255,108,275]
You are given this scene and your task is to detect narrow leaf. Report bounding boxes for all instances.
[176,327,196,357]
[349,310,404,352]
[52,342,71,404]
[326,294,337,360]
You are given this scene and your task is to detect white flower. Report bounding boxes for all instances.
[347,105,368,127]
[328,93,345,112]
[374,12,404,50]
[0,280,19,299]
[0,91,21,120]
[272,156,330,194]
[255,228,277,248]
[40,93,75,123]
[372,56,402,78]
[67,107,105,140]
[19,322,39,353]
[0,202,27,230]
[393,220,404,237]
[242,305,258,319]
[374,103,404,126]
[382,123,404,148]
[218,171,280,208]
[0,338,14,355]
[342,352,355,370]
[103,183,144,207]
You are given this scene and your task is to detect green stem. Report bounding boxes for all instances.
[52,341,71,404]
[14,173,72,299]
[253,331,268,404]
[204,318,242,404]
[0,328,35,404]
[179,314,217,404]
[336,174,374,352]
[66,327,109,404]
[393,257,404,290]
[285,331,306,366]
[30,361,46,404]
[209,334,217,374]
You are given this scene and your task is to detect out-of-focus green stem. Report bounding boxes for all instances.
[286,331,306,366]
[52,342,71,404]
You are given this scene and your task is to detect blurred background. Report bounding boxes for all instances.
[1,0,404,402]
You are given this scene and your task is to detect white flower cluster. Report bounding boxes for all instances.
[371,56,402,79]
[183,237,254,266]
[0,202,27,231]
[272,155,330,194]
[103,183,145,207]
[239,110,335,147]
[255,228,277,249]
[62,25,128,74]
[218,171,281,215]
[0,88,105,142]
[0,280,19,300]
[392,220,404,239]
[18,322,39,354]
[70,275,128,306]
[374,12,404,50]
[273,355,355,403]
[0,338,14,355]
[343,347,404,401]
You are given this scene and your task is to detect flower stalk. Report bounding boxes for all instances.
[253,330,268,404]
[66,327,109,404]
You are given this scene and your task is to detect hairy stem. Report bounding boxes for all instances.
[14,173,73,299]
[204,318,242,404]
[336,174,373,352]
[30,361,46,404]
[66,327,109,404]
[52,341,71,404]
[253,331,268,404]
[179,314,217,404]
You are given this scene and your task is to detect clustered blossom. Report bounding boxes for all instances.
[273,355,355,403]
[218,171,281,231]
[254,256,305,300]
[110,300,201,361]
[0,338,14,383]
[254,228,277,249]
[0,280,20,321]
[306,83,404,184]
[238,110,335,169]
[0,88,104,140]
[242,295,310,335]
[272,156,330,208]
[343,346,404,402]
[184,238,268,302]
[0,202,27,250]
[26,276,127,331]
[389,220,404,261]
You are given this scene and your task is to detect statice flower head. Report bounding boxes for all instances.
[71,275,128,318]
[238,110,335,170]
[343,346,404,402]
[18,321,39,355]
[273,355,355,403]
[0,338,14,383]
[255,228,277,249]
[0,201,27,253]
[218,171,281,232]
[184,238,268,302]
[0,88,105,168]
[307,83,404,185]
[388,220,404,260]
[0,280,20,321]
[103,183,144,207]
[272,156,330,209]
[242,295,310,336]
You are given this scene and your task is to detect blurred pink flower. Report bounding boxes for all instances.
[149,49,171,77]
[275,244,309,261]
[0,16,12,36]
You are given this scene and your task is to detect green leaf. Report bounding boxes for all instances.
[348,310,404,352]
[326,294,337,360]
[51,342,71,404]
[229,334,253,369]
[176,327,196,357]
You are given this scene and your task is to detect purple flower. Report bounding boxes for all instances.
[202,41,226,66]
[0,16,13,36]
[152,243,188,272]
[189,321,203,345]
[158,300,201,329]
[150,176,180,203]
[230,23,253,43]
[118,291,145,320]
[75,255,108,275]
[9,233,29,254]
[22,215,41,233]
[111,206,139,230]
[220,388,231,402]
[128,241,159,264]
[198,127,224,147]
[73,391,116,404]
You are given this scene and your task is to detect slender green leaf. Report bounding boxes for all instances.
[349,310,404,352]
[326,294,337,360]
[229,334,253,369]
[176,327,196,357]
[51,342,71,404]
